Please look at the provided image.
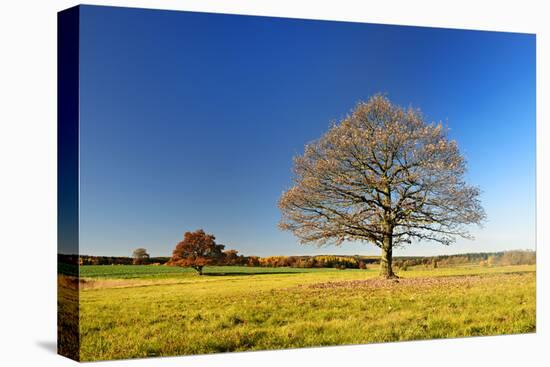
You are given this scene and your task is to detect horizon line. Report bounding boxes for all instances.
[63,248,536,260]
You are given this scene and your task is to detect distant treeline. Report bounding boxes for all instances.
[393,250,536,270]
[64,250,535,269]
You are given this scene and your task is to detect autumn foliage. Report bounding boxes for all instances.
[169,229,225,275]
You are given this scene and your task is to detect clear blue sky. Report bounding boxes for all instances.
[78,5,535,257]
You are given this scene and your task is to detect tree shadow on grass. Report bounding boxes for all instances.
[202,271,307,276]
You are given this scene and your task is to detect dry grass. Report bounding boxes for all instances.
[307,272,528,290]
[76,264,536,361]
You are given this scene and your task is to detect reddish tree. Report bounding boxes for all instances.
[170,229,225,275]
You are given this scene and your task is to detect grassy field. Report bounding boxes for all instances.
[79,264,330,279]
[77,264,536,361]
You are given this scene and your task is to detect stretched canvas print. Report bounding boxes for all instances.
[58,4,536,362]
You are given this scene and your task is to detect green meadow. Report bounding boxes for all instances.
[75,264,536,361]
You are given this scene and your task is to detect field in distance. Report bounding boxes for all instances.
[79,264,336,279]
[76,264,536,361]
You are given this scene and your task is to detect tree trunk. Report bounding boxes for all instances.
[380,234,397,279]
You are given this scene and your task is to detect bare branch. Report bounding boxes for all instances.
[278,95,486,257]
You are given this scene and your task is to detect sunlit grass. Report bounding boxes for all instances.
[78,264,536,361]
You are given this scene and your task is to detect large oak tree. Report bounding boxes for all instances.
[279,95,485,278]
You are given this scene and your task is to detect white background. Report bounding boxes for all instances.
[0,0,547,366]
